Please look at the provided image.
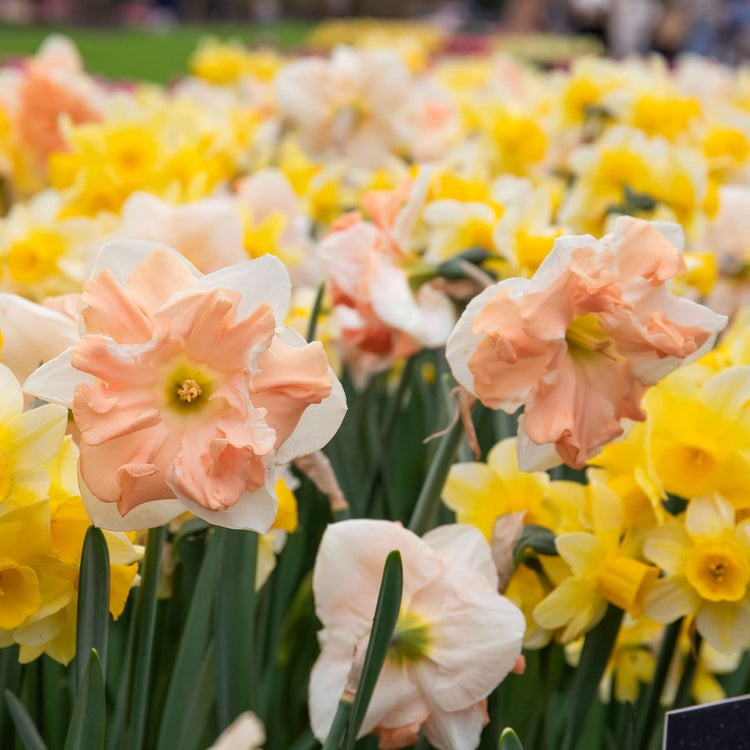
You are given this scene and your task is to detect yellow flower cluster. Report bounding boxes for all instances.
[443,314,750,703]
[0,364,141,664]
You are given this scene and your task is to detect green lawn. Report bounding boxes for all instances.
[0,22,311,83]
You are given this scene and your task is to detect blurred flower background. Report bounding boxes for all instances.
[3,3,750,750]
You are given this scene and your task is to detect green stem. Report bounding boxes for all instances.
[363,356,416,516]
[635,618,682,749]
[561,605,624,750]
[306,281,326,343]
[322,699,353,750]
[127,526,166,750]
[408,416,465,536]
[673,633,702,709]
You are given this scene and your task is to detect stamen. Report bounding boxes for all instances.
[178,379,202,403]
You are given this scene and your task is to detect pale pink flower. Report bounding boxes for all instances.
[275,46,415,168]
[118,192,247,273]
[318,176,454,380]
[309,520,524,750]
[447,217,726,470]
[24,240,346,532]
[0,293,78,383]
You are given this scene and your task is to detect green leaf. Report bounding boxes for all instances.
[343,549,404,750]
[499,727,524,750]
[76,526,110,690]
[155,530,222,750]
[170,517,210,559]
[635,617,682,749]
[561,605,624,750]
[513,524,558,565]
[214,528,258,730]
[4,690,47,750]
[437,247,492,279]
[174,643,216,750]
[64,650,105,750]
[322,699,353,750]
[307,280,326,342]
[408,415,466,536]
[127,525,166,750]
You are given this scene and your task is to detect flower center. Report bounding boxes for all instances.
[565,313,614,357]
[686,541,749,602]
[388,611,432,664]
[177,379,202,403]
[164,362,216,413]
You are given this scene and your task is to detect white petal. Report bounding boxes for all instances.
[90,239,201,288]
[360,659,429,735]
[313,519,441,630]
[516,418,562,471]
[0,294,79,382]
[411,570,524,712]
[195,255,291,333]
[422,701,486,750]
[208,712,266,750]
[23,346,95,408]
[308,633,358,743]
[78,465,184,532]
[422,524,498,589]
[274,328,347,465]
[170,465,279,534]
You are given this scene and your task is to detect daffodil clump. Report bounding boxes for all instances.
[5,26,750,750]
[0,363,141,664]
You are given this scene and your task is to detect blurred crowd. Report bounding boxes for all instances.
[0,0,749,60]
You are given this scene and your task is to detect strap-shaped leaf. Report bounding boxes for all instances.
[76,526,110,690]
[127,525,166,750]
[155,529,221,750]
[64,650,105,750]
[343,549,403,749]
[174,643,216,750]
[4,690,47,750]
[561,605,623,750]
[214,528,258,729]
[499,727,524,750]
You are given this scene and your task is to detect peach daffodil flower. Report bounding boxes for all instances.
[318,174,455,380]
[446,217,726,470]
[24,241,346,532]
[309,520,524,750]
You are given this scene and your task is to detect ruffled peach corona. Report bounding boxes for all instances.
[317,174,455,379]
[24,241,346,532]
[447,217,727,470]
[309,520,524,750]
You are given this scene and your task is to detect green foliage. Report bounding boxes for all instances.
[4,690,47,750]
[64,650,105,750]
[75,526,110,690]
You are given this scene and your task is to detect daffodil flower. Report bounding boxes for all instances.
[533,483,658,643]
[25,241,346,532]
[643,494,750,652]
